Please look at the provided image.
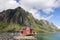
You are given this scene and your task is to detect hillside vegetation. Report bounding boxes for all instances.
[0,7,57,33]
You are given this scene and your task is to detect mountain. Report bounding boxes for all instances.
[36,20,57,32]
[0,7,57,33]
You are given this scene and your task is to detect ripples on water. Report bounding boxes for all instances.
[35,33,60,40]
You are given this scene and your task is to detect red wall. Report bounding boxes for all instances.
[20,27,35,35]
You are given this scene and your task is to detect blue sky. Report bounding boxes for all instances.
[0,0,60,28]
[48,8,60,28]
[40,7,60,28]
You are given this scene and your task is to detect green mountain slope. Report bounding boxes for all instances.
[0,7,57,33]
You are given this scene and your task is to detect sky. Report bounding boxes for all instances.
[0,0,60,28]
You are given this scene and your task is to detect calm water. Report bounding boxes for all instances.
[35,32,60,40]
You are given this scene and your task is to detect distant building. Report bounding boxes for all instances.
[20,26,35,36]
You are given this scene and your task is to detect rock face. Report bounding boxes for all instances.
[0,7,29,25]
[0,7,57,33]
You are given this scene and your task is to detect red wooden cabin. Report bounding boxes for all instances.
[20,27,35,36]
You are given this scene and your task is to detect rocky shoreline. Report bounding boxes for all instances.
[0,32,37,40]
[0,33,15,40]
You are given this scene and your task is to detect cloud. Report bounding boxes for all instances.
[56,26,60,29]
[19,0,60,20]
[57,26,60,29]
[20,0,60,13]
[28,9,54,20]
[0,0,20,12]
[54,25,60,29]
[45,15,54,20]
[0,0,60,20]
